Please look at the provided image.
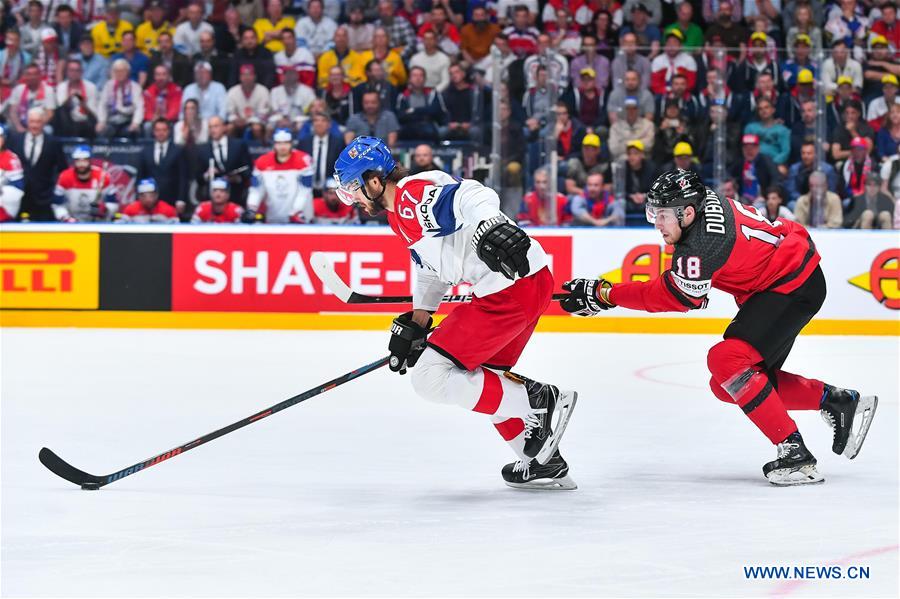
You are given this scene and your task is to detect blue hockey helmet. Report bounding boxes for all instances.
[71,144,92,161]
[333,136,396,205]
[137,178,157,194]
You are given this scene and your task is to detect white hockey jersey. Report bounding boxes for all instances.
[387,170,549,310]
[53,166,117,222]
[0,149,24,221]
[247,149,314,223]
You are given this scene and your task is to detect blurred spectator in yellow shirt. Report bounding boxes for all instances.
[91,4,134,58]
[135,1,174,56]
[254,0,297,54]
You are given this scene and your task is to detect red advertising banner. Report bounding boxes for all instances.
[172,232,572,313]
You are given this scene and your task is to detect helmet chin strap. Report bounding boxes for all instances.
[360,175,387,211]
[675,205,697,231]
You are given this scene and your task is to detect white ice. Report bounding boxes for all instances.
[1,328,898,598]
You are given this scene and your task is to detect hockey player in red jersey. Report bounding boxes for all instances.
[312,179,358,224]
[559,169,879,486]
[119,178,179,223]
[334,136,578,490]
[192,178,244,223]
[53,145,118,222]
[0,125,24,221]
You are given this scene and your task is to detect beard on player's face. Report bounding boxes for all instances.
[355,176,386,215]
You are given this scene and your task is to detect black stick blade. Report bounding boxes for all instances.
[39,448,105,488]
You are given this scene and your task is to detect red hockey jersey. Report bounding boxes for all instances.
[610,191,821,311]
[119,200,179,223]
[313,197,357,224]
[192,201,243,223]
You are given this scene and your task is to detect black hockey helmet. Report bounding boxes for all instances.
[645,169,706,227]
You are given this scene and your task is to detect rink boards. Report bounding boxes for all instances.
[0,224,897,335]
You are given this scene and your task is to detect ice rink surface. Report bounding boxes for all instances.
[1,328,898,598]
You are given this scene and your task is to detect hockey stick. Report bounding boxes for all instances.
[310,253,567,304]
[39,356,390,490]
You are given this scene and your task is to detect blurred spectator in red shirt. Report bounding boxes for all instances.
[650,30,697,95]
[417,5,460,55]
[568,172,617,226]
[321,65,352,125]
[871,3,900,57]
[546,6,582,58]
[517,166,571,226]
[35,29,64,86]
[275,29,316,88]
[144,64,182,126]
[397,0,425,29]
[503,5,540,57]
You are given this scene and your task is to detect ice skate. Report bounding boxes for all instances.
[502,451,577,490]
[763,432,824,486]
[820,385,878,459]
[510,374,577,465]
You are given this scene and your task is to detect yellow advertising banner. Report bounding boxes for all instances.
[0,233,100,309]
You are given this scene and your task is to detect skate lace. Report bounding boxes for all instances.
[521,409,547,439]
[821,409,836,430]
[777,442,800,459]
[512,459,531,476]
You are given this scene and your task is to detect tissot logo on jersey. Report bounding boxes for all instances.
[671,273,712,298]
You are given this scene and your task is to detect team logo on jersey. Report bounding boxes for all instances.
[848,248,900,310]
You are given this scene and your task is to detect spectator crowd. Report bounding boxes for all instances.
[0,0,895,229]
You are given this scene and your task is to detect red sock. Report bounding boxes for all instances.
[776,371,825,410]
[709,339,798,444]
[493,417,526,459]
[730,370,799,444]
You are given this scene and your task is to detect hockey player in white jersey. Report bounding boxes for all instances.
[0,125,24,222]
[334,136,578,490]
[52,145,118,222]
[245,128,314,223]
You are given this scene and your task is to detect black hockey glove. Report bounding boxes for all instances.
[241,209,259,224]
[388,311,433,375]
[472,216,531,280]
[560,278,615,316]
[89,200,106,219]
